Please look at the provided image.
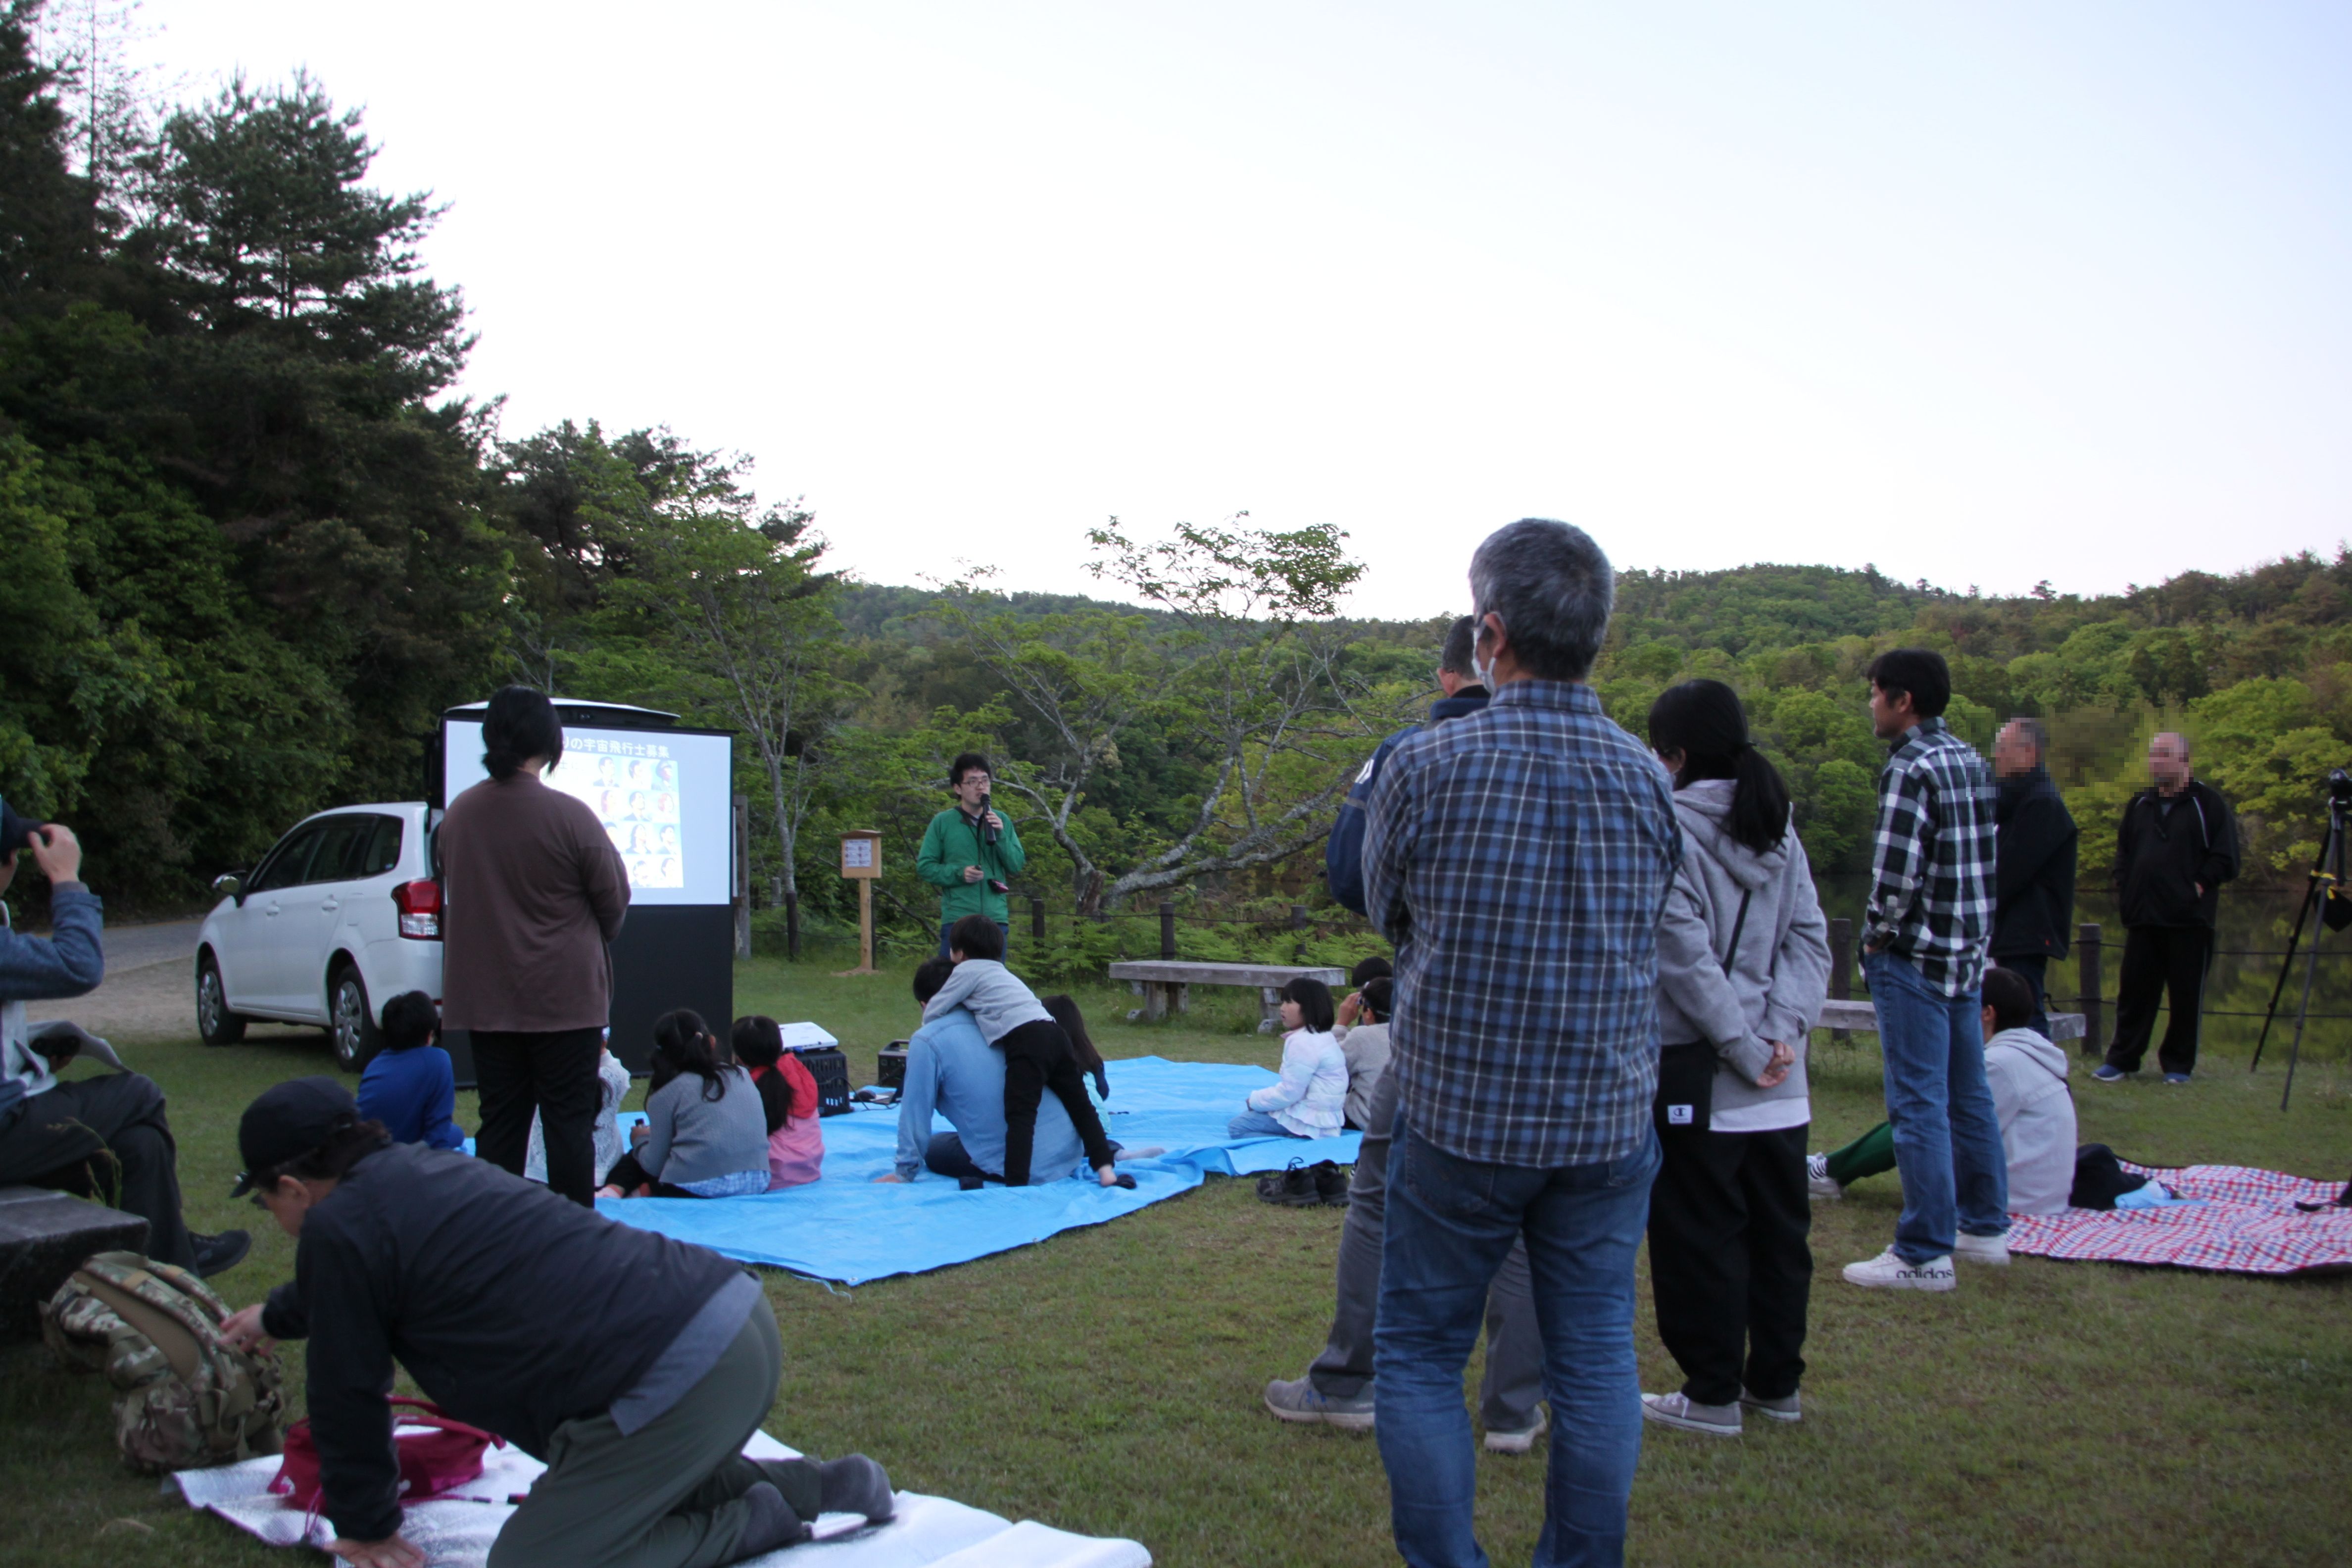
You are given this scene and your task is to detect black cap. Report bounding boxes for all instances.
[0,796,40,857]
[233,1077,360,1196]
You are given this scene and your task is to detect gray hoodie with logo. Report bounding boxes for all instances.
[1655,779,1832,1127]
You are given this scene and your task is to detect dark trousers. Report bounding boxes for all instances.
[996,1019,1115,1185]
[1995,954,2051,1038]
[1646,1123,1812,1408]
[0,1073,196,1271]
[2107,925,2211,1075]
[474,1027,605,1205]
[488,1293,819,1568]
[599,1151,702,1200]
[1309,1065,1544,1429]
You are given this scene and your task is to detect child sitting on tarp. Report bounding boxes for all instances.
[922,914,1123,1189]
[1811,967,2077,1215]
[1338,976,1392,1130]
[1332,954,1391,1042]
[354,991,465,1150]
[1229,976,1348,1141]
[731,1015,825,1189]
[527,1033,632,1187]
[598,1010,770,1199]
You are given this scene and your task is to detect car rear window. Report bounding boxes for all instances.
[358,816,402,878]
[304,815,402,884]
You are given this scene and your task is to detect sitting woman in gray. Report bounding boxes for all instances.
[597,1010,770,1199]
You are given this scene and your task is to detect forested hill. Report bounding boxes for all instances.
[4,11,2349,929]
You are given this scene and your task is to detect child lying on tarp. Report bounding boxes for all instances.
[1811,968,2075,1215]
[731,1015,825,1190]
[599,1010,770,1199]
[221,1075,895,1566]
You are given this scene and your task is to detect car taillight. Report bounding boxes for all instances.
[392,879,442,940]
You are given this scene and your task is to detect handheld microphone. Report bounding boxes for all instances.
[980,787,1000,846]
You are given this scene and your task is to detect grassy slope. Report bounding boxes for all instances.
[3,950,2346,1567]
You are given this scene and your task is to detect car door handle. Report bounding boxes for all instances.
[320,899,340,913]
[264,902,281,916]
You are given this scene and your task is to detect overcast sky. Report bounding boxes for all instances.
[134,1,2352,618]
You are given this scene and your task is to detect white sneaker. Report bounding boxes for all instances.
[1953,1231,2011,1267]
[1806,1153,1843,1201]
[1841,1246,1956,1292]
[1640,1392,1741,1436]
[1483,1403,1547,1454]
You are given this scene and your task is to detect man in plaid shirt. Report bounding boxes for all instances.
[1363,519,1679,1568]
[1845,647,2011,1294]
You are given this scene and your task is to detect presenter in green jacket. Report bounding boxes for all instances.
[917,752,1026,958]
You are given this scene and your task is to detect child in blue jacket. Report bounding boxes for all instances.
[355,990,465,1150]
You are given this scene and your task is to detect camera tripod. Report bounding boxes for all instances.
[2248,786,2352,1117]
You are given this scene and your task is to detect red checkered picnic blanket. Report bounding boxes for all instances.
[2006,1164,2352,1275]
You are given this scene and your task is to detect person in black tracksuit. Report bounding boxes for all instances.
[2102,733,2238,1081]
[1989,719,2077,1039]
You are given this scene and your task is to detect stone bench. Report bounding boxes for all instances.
[1107,960,1348,1031]
[1819,1001,2085,1042]
[0,1186,149,1341]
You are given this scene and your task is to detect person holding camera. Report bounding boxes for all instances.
[0,803,248,1276]
[916,753,1025,959]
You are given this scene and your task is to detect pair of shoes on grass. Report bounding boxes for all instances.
[1255,1159,1349,1208]
[1641,1387,1802,1436]
[2095,1065,2192,1084]
[1843,1231,2011,1291]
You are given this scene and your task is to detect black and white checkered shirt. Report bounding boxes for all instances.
[1864,718,1996,996]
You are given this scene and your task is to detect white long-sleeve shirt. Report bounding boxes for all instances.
[1246,1029,1348,1137]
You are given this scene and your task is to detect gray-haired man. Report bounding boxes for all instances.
[1989,718,2076,1038]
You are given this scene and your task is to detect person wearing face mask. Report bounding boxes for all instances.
[1639,680,1830,1438]
[1323,617,1490,916]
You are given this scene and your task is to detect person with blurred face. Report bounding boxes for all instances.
[2096,733,2238,1085]
[1988,719,2076,1038]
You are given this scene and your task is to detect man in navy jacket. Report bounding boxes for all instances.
[1324,616,1489,914]
[2098,733,2238,1084]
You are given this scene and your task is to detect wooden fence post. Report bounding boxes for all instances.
[784,892,800,961]
[732,793,751,959]
[1828,918,1852,1045]
[1030,896,1046,947]
[2077,923,2104,1058]
[1290,904,1309,930]
[1159,902,1177,960]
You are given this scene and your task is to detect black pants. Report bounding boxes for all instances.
[2107,925,2210,1076]
[996,1019,1115,1186]
[0,1073,196,1270]
[474,1027,605,1205]
[598,1151,704,1199]
[1645,1123,1811,1408]
[1995,954,2051,1038]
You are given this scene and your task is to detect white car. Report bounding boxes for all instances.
[194,803,443,1069]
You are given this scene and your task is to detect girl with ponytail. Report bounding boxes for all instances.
[1638,679,1833,1438]
[598,1010,771,1199]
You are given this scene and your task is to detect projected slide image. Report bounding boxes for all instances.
[546,741,685,889]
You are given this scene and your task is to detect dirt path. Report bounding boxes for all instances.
[28,955,317,1049]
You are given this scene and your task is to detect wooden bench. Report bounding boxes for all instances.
[0,1186,149,1341]
[1819,1001,2085,1042]
[1107,960,1348,1030]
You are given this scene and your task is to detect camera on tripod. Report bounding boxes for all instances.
[2329,768,2352,809]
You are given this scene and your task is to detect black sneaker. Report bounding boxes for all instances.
[191,1229,251,1279]
[1313,1162,1351,1207]
[1255,1160,1320,1207]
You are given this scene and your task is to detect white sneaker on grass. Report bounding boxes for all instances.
[1739,1387,1801,1424]
[1483,1403,1548,1454]
[1806,1153,1843,1201]
[1841,1246,1955,1291]
[1953,1231,2011,1266]
[1640,1392,1741,1436]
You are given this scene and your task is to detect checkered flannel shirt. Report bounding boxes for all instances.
[1362,679,1681,1170]
[1864,718,1996,996]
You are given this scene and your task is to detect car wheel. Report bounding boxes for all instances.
[196,954,246,1046]
[330,966,381,1072]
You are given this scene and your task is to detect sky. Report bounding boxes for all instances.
[124,1,2352,618]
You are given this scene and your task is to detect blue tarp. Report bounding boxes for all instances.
[593,1056,1360,1284]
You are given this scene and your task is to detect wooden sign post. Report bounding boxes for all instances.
[834,830,882,977]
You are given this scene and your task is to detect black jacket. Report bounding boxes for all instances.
[262,1142,743,1542]
[2114,780,2239,929]
[1324,688,1489,914]
[1990,769,2077,958]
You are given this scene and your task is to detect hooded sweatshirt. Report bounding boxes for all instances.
[1984,1025,2076,1215]
[1654,779,1833,1133]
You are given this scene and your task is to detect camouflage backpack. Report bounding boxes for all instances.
[41,1250,286,1474]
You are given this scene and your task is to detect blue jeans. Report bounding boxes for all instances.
[1226,1108,1305,1140]
[1374,1118,1659,1568]
[1866,950,2009,1263]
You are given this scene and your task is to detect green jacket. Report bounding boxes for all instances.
[917,806,1027,925]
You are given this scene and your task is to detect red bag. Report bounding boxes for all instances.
[272,1396,503,1511]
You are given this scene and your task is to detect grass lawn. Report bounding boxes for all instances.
[4,947,2349,1567]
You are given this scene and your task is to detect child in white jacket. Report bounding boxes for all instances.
[1230,978,1348,1139]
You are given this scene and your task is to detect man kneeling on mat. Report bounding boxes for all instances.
[221,1077,893,1568]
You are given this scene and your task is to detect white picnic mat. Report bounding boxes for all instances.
[173,1428,1149,1568]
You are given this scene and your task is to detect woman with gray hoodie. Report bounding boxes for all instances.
[1641,680,1832,1438]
